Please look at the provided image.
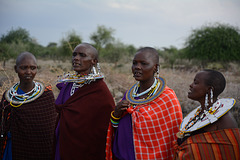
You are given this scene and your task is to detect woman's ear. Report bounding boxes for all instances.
[92,59,98,65]
[154,64,159,73]
[14,65,17,73]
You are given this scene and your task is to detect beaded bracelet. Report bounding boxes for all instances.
[110,118,119,128]
[110,118,119,125]
[111,123,119,128]
[111,111,121,121]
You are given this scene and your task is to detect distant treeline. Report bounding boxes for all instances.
[1,23,240,69]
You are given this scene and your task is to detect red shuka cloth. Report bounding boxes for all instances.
[56,79,114,160]
[106,86,183,160]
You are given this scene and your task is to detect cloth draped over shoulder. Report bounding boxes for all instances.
[0,85,57,160]
[173,128,240,160]
[106,86,183,160]
[55,79,114,160]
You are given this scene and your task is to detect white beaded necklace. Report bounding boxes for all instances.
[177,98,235,138]
[6,81,43,107]
[132,78,158,97]
[10,82,38,99]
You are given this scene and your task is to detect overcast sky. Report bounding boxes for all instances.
[0,0,240,49]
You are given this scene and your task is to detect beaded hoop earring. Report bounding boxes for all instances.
[205,93,209,109]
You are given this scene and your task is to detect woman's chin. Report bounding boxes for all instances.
[187,93,192,99]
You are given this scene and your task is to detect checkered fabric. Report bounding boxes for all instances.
[173,128,240,160]
[106,86,183,160]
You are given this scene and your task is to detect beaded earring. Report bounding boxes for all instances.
[97,63,101,74]
[92,66,97,75]
[205,93,209,109]
[210,88,213,103]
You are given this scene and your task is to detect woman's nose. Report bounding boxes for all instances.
[26,68,31,74]
[134,63,141,69]
[73,53,80,60]
[189,82,193,88]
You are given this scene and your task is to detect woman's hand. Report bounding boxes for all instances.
[114,100,130,118]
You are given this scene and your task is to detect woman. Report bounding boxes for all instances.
[106,47,183,160]
[55,43,114,160]
[0,52,57,160]
[174,69,240,160]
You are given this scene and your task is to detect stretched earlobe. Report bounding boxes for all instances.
[92,59,98,65]
[14,65,17,73]
[155,65,160,78]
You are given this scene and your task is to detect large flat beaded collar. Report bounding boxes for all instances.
[126,77,166,105]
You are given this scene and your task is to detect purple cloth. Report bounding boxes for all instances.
[55,82,77,160]
[55,82,75,105]
[112,95,136,160]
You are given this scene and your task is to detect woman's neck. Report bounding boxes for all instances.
[139,77,155,93]
[18,81,35,93]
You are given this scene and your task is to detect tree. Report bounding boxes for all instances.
[0,41,30,67]
[0,28,34,67]
[159,46,179,69]
[183,23,240,66]
[59,31,82,58]
[90,25,115,52]
[0,27,46,67]
[100,41,136,66]
[126,44,137,57]
[1,27,32,44]
[41,42,58,59]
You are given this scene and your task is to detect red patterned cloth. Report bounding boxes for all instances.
[106,86,183,160]
[0,85,57,160]
[173,128,240,160]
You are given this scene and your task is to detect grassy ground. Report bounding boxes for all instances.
[1,59,239,126]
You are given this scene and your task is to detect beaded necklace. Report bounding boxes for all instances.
[70,82,85,96]
[5,81,44,107]
[177,98,236,138]
[57,66,104,84]
[57,66,105,96]
[132,78,158,98]
[126,77,166,105]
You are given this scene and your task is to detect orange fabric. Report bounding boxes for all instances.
[174,128,240,160]
[44,85,52,91]
[106,86,183,160]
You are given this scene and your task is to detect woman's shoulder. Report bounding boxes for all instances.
[212,112,238,131]
[203,99,238,132]
[159,85,179,101]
